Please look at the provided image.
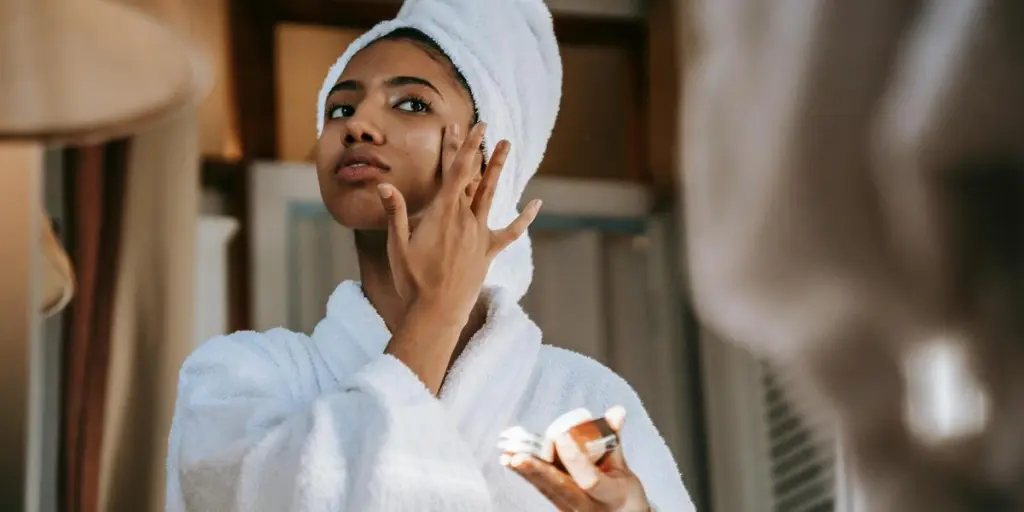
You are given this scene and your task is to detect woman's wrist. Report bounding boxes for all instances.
[404,292,473,329]
[404,296,468,334]
[385,297,469,394]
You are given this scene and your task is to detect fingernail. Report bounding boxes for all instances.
[531,199,543,212]
[377,184,392,198]
[606,405,628,430]
[510,453,530,470]
[477,122,488,133]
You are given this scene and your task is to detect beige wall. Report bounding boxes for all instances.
[188,0,241,159]
[275,25,363,162]
[142,0,238,159]
[115,0,237,157]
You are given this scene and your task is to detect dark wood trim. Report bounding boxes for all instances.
[59,140,130,512]
[273,0,399,29]
[202,157,252,332]
[644,0,680,201]
[626,37,649,184]
[228,0,279,159]
[224,0,272,331]
[552,15,646,48]
[272,0,646,47]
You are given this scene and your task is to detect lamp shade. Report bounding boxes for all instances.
[0,0,202,143]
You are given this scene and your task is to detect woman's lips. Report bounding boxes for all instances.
[336,163,385,183]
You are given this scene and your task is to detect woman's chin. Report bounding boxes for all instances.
[333,211,388,231]
[322,192,388,230]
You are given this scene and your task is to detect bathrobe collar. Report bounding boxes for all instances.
[312,280,542,465]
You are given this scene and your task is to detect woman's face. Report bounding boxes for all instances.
[316,39,476,230]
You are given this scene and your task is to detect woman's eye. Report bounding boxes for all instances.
[328,105,355,119]
[395,98,429,113]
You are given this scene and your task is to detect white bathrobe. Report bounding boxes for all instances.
[166,281,693,511]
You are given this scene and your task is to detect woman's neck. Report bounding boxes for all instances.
[354,230,487,376]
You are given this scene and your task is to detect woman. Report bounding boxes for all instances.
[166,0,693,510]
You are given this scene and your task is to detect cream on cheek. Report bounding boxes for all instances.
[400,127,444,176]
[388,125,443,225]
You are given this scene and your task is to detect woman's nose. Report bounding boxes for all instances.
[343,117,384,146]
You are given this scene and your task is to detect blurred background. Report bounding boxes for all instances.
[4,1,858,511]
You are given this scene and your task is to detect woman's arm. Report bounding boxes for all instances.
[384,297,468,396]
[166,329,491,512]
[376,122,539,395]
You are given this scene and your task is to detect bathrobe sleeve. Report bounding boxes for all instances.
[166,330,492,512]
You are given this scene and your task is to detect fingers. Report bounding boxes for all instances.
[605,405,627,432]
[472,139,511,219]
[507,453,595,511]
[555,434,602,491]
[600,440,628,474]
[442,122,487,198]
[378,184,409,254]
[489,199,542,256]
[465,175,481,203]
[462,152,483,208]
[555,431,635,506]
[553,406,633,503]
[601,405,629,470]
[441,123,463,183]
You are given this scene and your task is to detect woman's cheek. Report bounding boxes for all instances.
[401,128,443,168]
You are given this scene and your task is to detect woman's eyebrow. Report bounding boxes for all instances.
[327,77,443,99]
[328,80,362,95]
[384,76,443,98]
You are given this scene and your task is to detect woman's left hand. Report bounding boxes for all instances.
[506,406,652,512]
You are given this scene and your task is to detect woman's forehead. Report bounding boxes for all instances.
[337,39,460,91]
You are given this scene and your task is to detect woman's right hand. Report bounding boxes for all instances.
[376,121,541,327]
